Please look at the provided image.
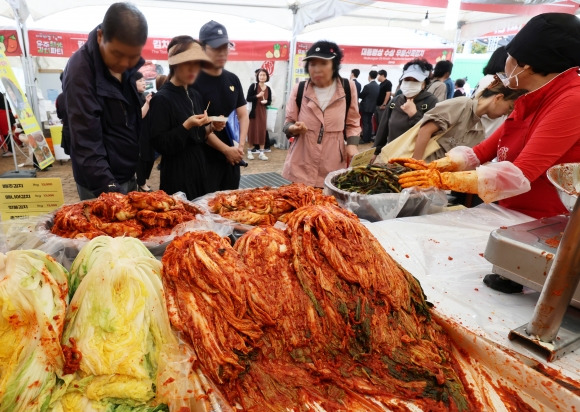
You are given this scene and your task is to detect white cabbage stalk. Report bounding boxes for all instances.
[0,250,68,412]
[55,236,196,411]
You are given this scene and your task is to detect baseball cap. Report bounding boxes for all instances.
[303,41,339,61]
[199,20,231,48]
[401,64,430,82]
[168,41,213,67]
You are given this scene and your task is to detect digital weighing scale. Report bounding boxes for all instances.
[483,163,580,361]
[484,215,580,308]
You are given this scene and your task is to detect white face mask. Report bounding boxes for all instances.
[497,65,526,89]
[400,80,423,97]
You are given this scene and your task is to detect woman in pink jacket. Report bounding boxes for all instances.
[282,41,361,187]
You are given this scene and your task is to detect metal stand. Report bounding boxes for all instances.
[509,196,580,361]
[0,93,36,179]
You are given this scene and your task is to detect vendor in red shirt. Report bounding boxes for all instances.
[396,13,580,220]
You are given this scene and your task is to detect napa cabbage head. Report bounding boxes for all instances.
[67,236,151,299]
[59,237,180,409]
[0,250,68,412]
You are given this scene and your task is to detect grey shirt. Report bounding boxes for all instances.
[374,90,439,155]
[426,80,448,102]
[420,96,486,162]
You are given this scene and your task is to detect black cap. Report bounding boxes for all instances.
[506,13,580,74]
[303,41,340,61]
[199,20,231,48]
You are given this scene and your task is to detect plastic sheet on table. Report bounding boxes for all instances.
[365,204,580,382]
[324,168,448,222]
[0,192,232,268]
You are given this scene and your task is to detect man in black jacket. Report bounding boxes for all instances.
[63,2,147,200]
[359,70,379,143]
[350,69,362,98]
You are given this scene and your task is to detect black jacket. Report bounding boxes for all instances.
[374,90,439,155]
[148,82,208,200]
[63,25,144,195]
[353,79,362,98]
[246,83,272,119]
[359,81,380,113]
[55,93,71,155]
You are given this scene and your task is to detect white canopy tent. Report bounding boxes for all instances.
[0,0,578,127]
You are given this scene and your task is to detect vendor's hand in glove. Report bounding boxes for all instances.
[428,156,459,172]
[399,169,443,188]
[389,157,428,170]
[399,169,479,194]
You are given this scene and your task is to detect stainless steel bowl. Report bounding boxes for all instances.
[547,163,580,212]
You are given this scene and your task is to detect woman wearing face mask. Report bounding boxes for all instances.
[371,59,437,164]
[148,36,221,200]
[396,13,580,293]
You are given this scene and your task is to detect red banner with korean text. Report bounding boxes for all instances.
[29,30,290,61]
[29,31,87,57]
[297,42,453,65]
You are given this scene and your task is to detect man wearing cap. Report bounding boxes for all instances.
[63,2,148,200]
[194,20,247,192]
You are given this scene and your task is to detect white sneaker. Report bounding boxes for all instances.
[259,151,268,161]
[247,150,255,160]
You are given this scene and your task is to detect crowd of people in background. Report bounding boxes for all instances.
[57,2,580,247]
[349,57,478,145]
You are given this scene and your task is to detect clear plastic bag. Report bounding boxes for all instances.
[447,146,481,171]
[324,168,448,222]
[193,190,265,240]
[477,161,531,203]
[0,192,232,268]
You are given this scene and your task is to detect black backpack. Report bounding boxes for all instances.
[295,78,351,139]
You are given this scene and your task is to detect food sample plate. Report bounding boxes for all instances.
[208,116,228,122]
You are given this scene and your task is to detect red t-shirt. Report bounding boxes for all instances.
[473,68,580,218]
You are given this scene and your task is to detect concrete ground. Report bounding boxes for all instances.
[0,142,373,204]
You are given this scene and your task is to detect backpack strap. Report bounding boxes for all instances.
[341,78,351,139]
[295,80,306,114]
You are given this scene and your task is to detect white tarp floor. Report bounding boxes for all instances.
[366,204,580,384]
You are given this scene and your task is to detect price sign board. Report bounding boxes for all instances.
[349,148,376,168]
[0,178,64,220]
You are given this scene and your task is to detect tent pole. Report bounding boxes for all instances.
[4,93,18,172]
[8,0,41,127]
[284,4,299,118]
[20,20,40,123]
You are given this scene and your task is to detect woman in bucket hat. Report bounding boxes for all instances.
[148,35,220,200]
